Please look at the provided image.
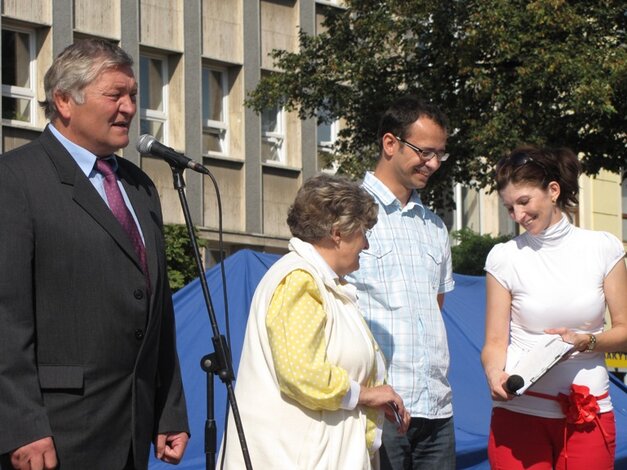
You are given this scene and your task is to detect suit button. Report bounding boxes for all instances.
[134,289,144,300]
[134,329,144,340]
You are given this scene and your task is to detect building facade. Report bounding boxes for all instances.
[2,0,624,267]
[1,0,339,264]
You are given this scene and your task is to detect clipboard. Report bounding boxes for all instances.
[506,334,574,396]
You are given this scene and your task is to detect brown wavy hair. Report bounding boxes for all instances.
[287,174,378,243]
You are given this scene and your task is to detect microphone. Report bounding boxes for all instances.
[136,134,209,175]
[504,374,524,395]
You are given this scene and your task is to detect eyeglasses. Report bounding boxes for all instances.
[394,136,449,162]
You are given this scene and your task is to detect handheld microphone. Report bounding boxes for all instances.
[504,374,524,395]
[136,134,209,175]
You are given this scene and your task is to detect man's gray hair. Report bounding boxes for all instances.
[40,38,134,120]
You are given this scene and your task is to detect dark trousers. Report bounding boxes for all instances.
[380,416,456,470]
[123,446,137,470]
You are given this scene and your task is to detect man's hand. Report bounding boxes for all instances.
[154,432,189,465]
[10,437,57,470]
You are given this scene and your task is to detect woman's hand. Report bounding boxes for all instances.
[544,327,590,352]
[358,384,410,434]
[485,368,515,401]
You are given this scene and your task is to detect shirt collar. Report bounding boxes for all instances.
[288,237,358,303]
[288,237,339,283]
[48,124,118,177]
[363,171,425,216]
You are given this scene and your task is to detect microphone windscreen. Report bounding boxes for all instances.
[136,134,155,154]
[505,374,524,394]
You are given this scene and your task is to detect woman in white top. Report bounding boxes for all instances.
[481,146,627,470]
[219,174,410,470]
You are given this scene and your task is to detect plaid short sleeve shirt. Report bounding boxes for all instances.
[347,172,455,418]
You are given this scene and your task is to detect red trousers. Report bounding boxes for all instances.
[488,407,616,470]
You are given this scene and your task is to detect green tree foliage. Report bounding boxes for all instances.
[451,228,511,275]
[247,0,626,209]
[163,224,207,292]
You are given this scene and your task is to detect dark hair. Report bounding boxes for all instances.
[40,38,134,120]
[376,95,449,151]
[287,173,378,243]
[495,146,582,213]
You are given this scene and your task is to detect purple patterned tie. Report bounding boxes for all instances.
[95,158,150,284]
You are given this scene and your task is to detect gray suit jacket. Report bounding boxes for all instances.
[0,126,189,469]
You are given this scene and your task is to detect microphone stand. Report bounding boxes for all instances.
[168,165,253,470]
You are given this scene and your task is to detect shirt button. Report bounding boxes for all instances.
[134,329,144,340]
[134,289,144,300]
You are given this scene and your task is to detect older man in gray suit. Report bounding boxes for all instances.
[0,39,189,470]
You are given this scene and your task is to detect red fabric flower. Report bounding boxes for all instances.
[557,384,600,424]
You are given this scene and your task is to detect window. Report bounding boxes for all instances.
[453,183,482,232]
[2,27,36,125]
[317,109,340,173]
[139,54,168,142]
[261,103,285,163]
[317,111,338,151]
[202,66,228,156]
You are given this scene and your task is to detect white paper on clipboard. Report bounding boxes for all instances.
[506,334,574,395]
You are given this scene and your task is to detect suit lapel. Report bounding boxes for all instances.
[40,127,144,273]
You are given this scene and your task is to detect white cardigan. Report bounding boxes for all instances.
[219,238,385,469]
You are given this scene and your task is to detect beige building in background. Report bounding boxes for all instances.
[2,0,625,266]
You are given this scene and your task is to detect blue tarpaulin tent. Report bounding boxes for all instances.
[150,249,627,469]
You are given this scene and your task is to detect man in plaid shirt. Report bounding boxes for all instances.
[347,95,456,469]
